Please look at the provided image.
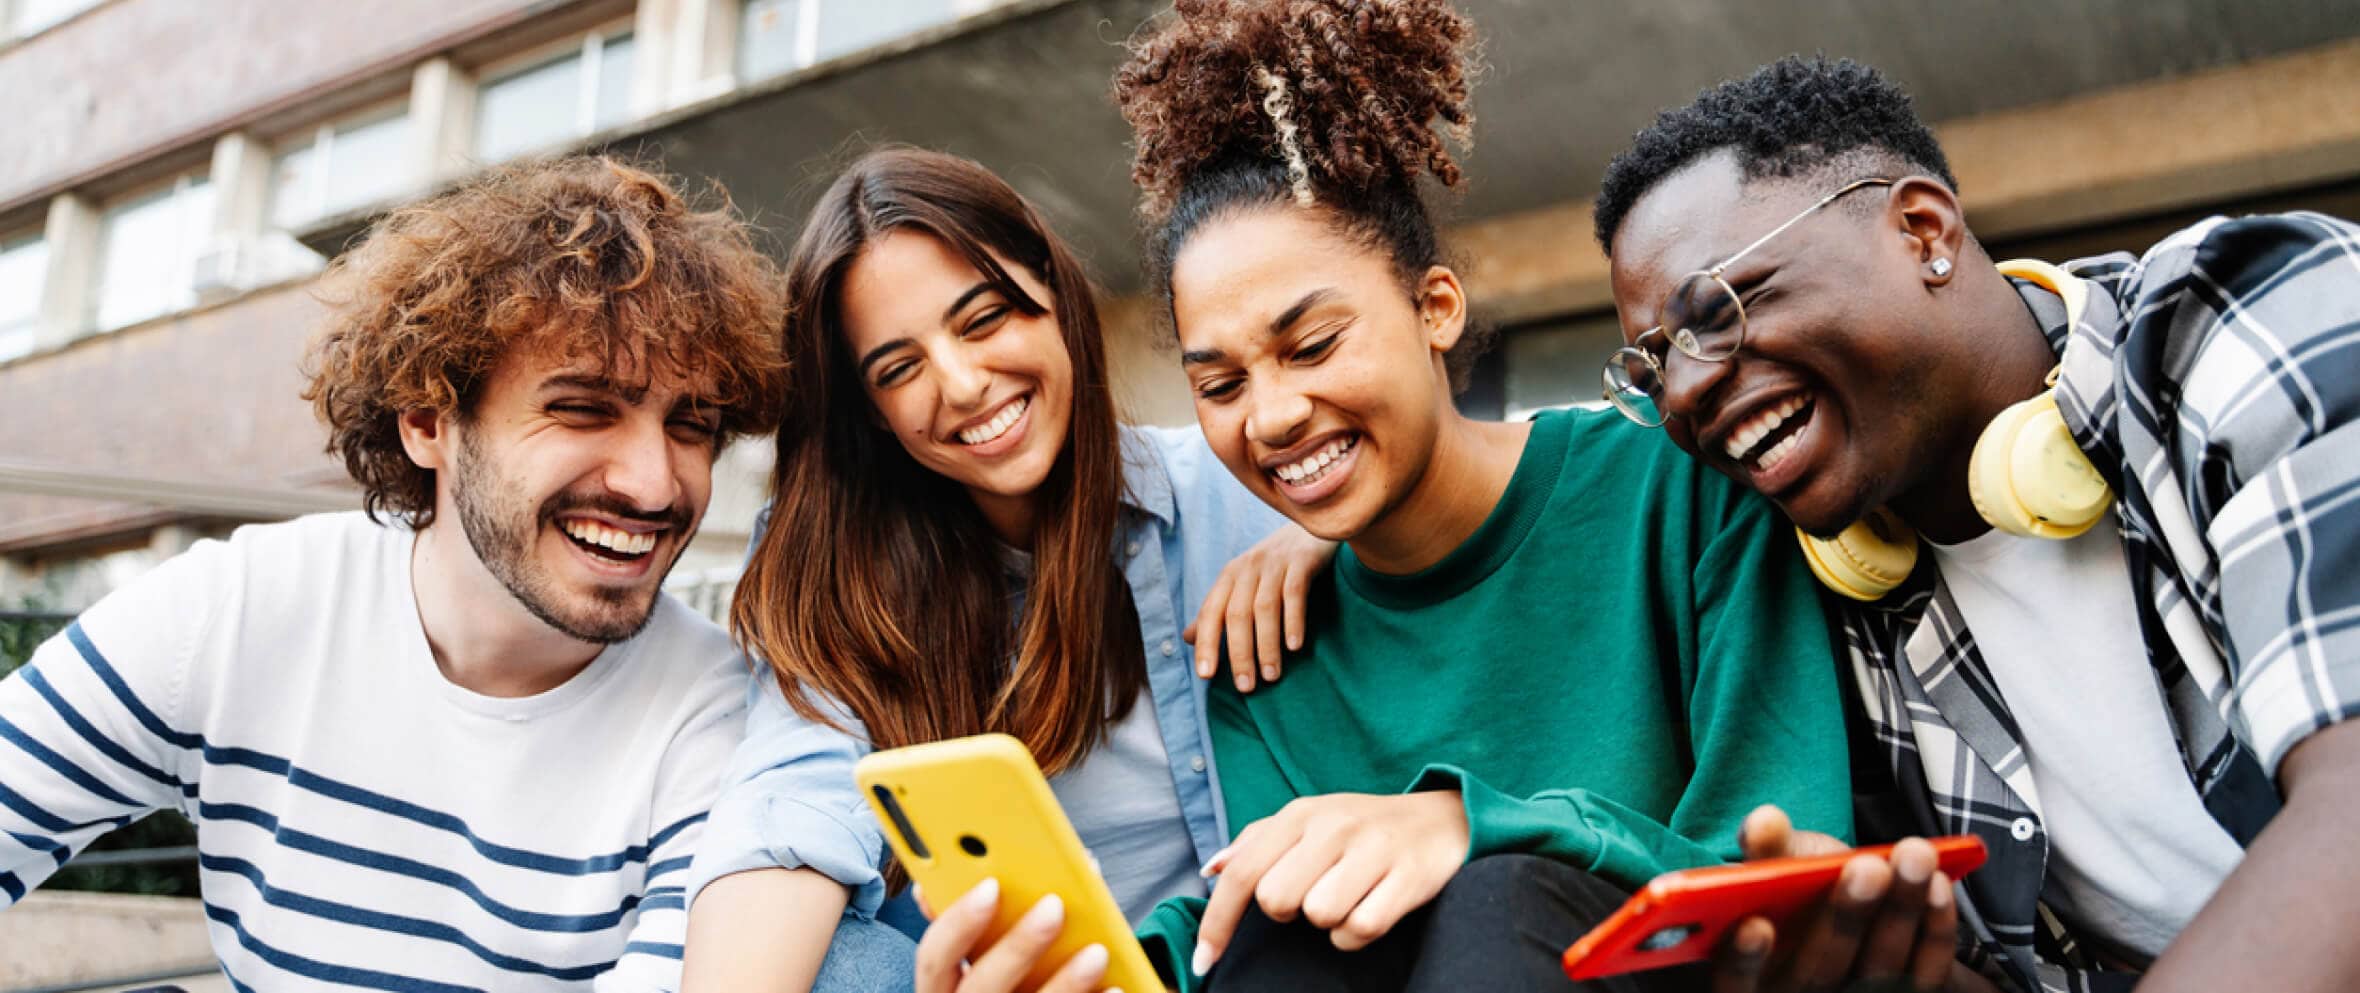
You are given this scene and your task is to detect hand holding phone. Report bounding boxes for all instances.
[858,734,1165,993]
[1561,834,1987,982]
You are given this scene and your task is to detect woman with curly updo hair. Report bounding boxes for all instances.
[1092,1,1860,989]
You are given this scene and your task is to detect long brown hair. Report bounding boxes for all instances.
[732,147,1144,784]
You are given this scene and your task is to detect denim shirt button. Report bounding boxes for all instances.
[2010,817,2038,842]
[1190,755,1207,773]
[1126,540,1143,557]
[1160,639,1177,657]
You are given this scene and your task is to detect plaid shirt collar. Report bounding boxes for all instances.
[1830,214,2360,991]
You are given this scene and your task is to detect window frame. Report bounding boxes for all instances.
[269,99,415,229]
[471,19,637,163]
[0,228,48,363]
[88,170,215,334]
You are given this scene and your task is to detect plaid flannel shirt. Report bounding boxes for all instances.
[1835,211,2360,993]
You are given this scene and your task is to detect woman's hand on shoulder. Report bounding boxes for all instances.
[1190,790,1469,977]
[1185,523,1337,693]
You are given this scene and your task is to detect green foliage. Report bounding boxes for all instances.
[2,594,202,897]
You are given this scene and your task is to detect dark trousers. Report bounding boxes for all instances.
[1204,853,1708,992]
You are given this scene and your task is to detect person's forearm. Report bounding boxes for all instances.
[682,867,853,993]
[2140,719,2360,992]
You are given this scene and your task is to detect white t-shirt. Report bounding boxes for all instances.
[1930,513,2244,961]
[0,513,747,990]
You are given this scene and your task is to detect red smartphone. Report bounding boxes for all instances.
[1561,836,1988,981]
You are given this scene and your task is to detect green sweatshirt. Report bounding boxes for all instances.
[1136,408,1854,989]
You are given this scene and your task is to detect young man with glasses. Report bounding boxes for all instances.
[1594,56,2360,993]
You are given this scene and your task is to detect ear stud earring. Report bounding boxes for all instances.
[1931,258,1953,277]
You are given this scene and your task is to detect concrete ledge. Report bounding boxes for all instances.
[0,891,214,991]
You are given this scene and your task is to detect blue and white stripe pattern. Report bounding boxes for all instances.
[1839,212,2360,993]
[0,513,748,991]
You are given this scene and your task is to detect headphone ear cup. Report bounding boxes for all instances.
[1796,508,1919,601]
[1970,392,2110,539]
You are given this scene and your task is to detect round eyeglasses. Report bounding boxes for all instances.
[1602,177,1897,428]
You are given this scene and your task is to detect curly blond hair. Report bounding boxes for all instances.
[302,156,788,526]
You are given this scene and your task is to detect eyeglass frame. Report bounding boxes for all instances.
[1602,176,1898,427]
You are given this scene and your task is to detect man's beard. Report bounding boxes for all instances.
[449,431,683,644]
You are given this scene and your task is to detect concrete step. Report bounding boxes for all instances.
[0,891,214,993]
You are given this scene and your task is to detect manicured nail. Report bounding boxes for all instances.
[1201,846,1232,877]
[1027,893,1065,930]
[1929,872,1953,909]
[1072,943,1109,977]
[1235,673,1252,692]
[1286,632,1301,650]
[966,877,999,912]
[1195,655,1212,678]
[1191,939,1216,977]
[1261,663,1279,681]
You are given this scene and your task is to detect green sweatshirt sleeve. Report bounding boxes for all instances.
[1406,764,1730,888]
[1673,482,1855,852]
[1134,895,1208,993]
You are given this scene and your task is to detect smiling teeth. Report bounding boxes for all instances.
[562,519,657,555]
[958,396,1028,446]
[1724,395,1810,462]
[1275,436,1356,484]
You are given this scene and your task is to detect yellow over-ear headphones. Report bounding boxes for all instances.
[1797,259,2116,601]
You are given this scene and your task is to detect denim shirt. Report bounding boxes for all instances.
[684,424,1292,918]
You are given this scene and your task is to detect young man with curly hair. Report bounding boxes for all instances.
[0,157,789,990]
[1598,57,2360,993]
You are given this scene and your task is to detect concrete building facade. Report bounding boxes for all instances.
[4,0,2360,611]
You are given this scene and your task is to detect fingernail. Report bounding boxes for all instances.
[1201,846,1232,877]
[1739,922,1771,955]
[968,877,999,909]
[1191,939,1216,977]
[1929,872,1952,909]
[1028,892,1065,929]
[1196,656,1212,677]
[1261,663,1279,681]
[1287,633,1301,650]
[1848,864,1881,901]
[1895,853,1929,886]
[1073,943,1110,976]
[1235,673,1252,692]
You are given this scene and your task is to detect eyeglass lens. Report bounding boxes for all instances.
[1660,273,1744,361]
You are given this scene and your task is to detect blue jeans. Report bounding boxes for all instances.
[812,912,920,993]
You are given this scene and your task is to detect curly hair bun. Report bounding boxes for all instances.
[1116,0,1477,217]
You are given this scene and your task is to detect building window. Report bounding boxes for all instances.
[271,107,412,227]
[475,29,637,163]
[0,232,45,361]
[739,0,962,82]
[5,0,101,38]
[91,174,214,332]
[1499,312,1626,420]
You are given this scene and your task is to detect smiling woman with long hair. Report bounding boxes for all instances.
[678,147,1331,993]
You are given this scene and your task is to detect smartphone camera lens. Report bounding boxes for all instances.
[959,835,988,857]
[1639,924,1699,952]
[871,784,931,860]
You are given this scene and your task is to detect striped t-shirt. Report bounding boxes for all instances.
[0,512,748,990]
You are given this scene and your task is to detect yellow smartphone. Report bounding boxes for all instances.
[856,733,1164,993]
